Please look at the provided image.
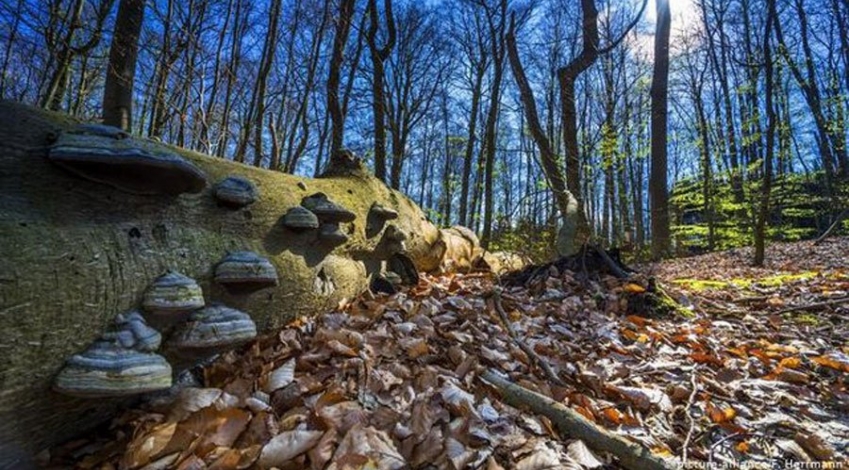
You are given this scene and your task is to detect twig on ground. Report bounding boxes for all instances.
[682,367,700,465]
[775,296,849,315]
[479,369,676,470]
[486,288,567,387]
[814,209,848,245]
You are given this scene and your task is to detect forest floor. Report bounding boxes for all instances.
[45,238,849,469]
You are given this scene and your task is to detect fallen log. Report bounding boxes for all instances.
[479,369,676,470]
[0,101,454,466]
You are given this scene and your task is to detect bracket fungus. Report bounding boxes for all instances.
[213,175,258,208]
[375,224,407,257]
[106,310,162,352]
[142,271,205,317]
[47,124,207,195]
[170,304,257,351]
[370,203,398,221]
[53,340,172,397]
[366,203,399,238]
[301,193,356,223]
[214,251,279,292]
[281,206,320,231]
[319,223,349,245]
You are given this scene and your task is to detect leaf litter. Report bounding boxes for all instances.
[45,238,849,469]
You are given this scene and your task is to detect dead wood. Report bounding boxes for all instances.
[479,369,676,470]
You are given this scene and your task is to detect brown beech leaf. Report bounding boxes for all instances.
[121,421,177,470]
[329,425,406,470]
[258,430,324,467]
[265,358,296,393]
[169,388,223,422]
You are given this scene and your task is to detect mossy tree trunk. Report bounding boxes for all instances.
[0,101,445,467]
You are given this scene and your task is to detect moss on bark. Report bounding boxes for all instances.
[0,101,443,466]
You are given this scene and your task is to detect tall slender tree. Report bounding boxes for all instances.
[650,0,671,259]
[367,0,396,182]
[755,0,778,266]
[328,0,357,161]
[102,0,145,130]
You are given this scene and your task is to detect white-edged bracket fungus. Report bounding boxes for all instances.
[301,193,356,223]
[213,175,258,208]
[47,124,207,195]
[214,251,279,292]
[281,206,320,231]
[53,340,172,397]
[319,223,348,245]
[142,271,205,317]
[105,310,162,352]
[170,304,257,351]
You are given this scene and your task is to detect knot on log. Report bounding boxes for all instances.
[320,149,370,178]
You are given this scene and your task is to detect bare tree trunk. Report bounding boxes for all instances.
[217,0,245,158]
[42,0,115,111]
[246,0,282,167]
[285,0,330,173]
[755,0,777,266]
[367,0,396,182]
[459,66,485,227]
[328,0,357,161]
[649,0,671,259]
[102,0,145,131]
[506,13,581,255]
[198,0,234,153]
[0,0,25,99]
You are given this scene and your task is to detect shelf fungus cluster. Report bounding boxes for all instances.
[281,206,320,231]
[46,123,207,195]
[170,304,257,352]
[54,313,171,397]
[214,251,279,293]
[301,193,356,245]
[142,271,205,321]
[213,175,258,209]
[55,260,267,398]
[366,202,399,238]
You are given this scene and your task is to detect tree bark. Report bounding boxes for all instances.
[649,0,671,259]
[755,0,777,266]
[0,101,450,467]
[367,0,396,183]
[246,0,282,167]
[506,13,581,256]
[328,0,357,162]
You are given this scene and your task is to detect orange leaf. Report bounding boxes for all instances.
[736,441,750,453]
[727,347,748,358]
[624,283,646,294]
[625,315,650,327]
[690,352,725,367]
[575,406,596,422]
[707,402,736,423]
[749,349,774,365]
[779,356,801,369]
[812,352,849,372]
[602,408,623,424]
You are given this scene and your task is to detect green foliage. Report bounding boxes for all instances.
[673,271,818,291]
[489,219,558,263]
[670,171,849,252]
